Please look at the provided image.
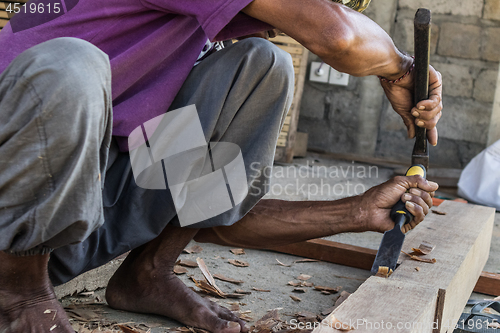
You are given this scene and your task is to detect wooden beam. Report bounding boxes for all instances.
[271,239,376,271]
[309,201,495,333]
[271,218,499,297]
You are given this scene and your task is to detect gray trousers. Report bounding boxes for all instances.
[0,37,294,285]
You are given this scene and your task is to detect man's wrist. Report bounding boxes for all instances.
[378,54,414,82]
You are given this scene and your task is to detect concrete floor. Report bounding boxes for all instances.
[58,154,500,332]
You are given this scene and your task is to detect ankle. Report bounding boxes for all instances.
[0,252,52,294]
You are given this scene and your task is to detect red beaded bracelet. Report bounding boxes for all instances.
[378,57,415,84]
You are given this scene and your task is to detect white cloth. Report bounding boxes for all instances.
[458,140,500,210]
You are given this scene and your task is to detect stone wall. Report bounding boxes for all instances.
[298,0,500,168]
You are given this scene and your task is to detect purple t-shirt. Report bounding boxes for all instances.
[0,0,271,150]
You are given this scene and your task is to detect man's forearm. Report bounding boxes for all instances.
[194,197,365,248]
[242,0,412,80]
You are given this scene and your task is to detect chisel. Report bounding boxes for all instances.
[370,8,431,276]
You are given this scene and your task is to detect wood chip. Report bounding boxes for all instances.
[314,286,341,293]
[230,303,240,311]
[294,259,320,263]
[321,290,332,295]
[228,259,249,267]
[410,241,436,255]
[297,274,311,281]
[375,266,393,278]
[213,274,244,285]
[432,210,447,215]
[290,295,301,302]
[415,267,421,272]
[178,259,199,268]
[235,289,251,295]
[402,251,437,264]
[196,258,224,296]
[276,259,292,267]
[334,291,351,308]
[293,288,306,293]
[251,287,271,292]
[230,248,246,255]
[191,277,225,298]
[173,265,188,275]
[183,245,203,254]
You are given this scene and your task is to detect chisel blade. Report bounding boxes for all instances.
[370,215,406,275]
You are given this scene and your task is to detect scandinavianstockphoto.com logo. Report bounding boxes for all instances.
[128,105,249,227]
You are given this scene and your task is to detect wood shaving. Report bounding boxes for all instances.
[183,245,203,254]
[375,266,393,278]
[173,265,188,275]
[415,267,421,272]
[290,295,301,302]
[251,287,271,292]
[410,241,436,255]
[314,286,341,293]
[117,325,145,333]
[432,210,447,215]
[235,289,251,295]
[228,259,249,267]
[190,277,225,298]
[230,303,240,311]
[276,259,292,267]
[297,274,311,281]
[178,260,198,268]
[196,258,225,296]
[213,274,244,285]
[402,251,437,264]
[230,248,246,255]
[293,288,306,293]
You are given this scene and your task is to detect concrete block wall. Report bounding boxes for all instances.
[298,0,500,168]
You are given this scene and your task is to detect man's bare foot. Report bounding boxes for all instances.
[0,252,73,333]
[106,251,247,333]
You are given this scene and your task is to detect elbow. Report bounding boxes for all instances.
[314,23,357,61]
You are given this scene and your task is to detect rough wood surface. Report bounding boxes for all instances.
[310,201,495,333]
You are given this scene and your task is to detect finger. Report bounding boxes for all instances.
[405,201,425,224]
[400,175,439,193]
[411,103,441,121]
[427,127,438,146]
[402,193,429,215]
[409,188,433,208]
[415,110,442,130]
[415,94,441,114]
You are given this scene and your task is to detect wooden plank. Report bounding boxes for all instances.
[293,132,308,157]
[0,18,8,28]
[474,272,500,296]
[272,238,500,296]
[271,238,377,271]
[307,202,495,333]
[394,202,494,332]
[315,277,438,333]
[0,10,8,19]
[0,2,6,10]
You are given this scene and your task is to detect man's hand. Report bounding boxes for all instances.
[358,176,439,233]
[380,64,443,146]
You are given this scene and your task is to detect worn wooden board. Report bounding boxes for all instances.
[309,201,495,333]
[316,277,439,333]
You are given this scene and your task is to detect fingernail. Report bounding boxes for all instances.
[228,322,240,329]
[417,121,425,127]
[403,194,412,201]
[419,105,425,110]
[412,111,420,117]
[432,142,437,146]
[428,181,438,188]
[406,201,415,208]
